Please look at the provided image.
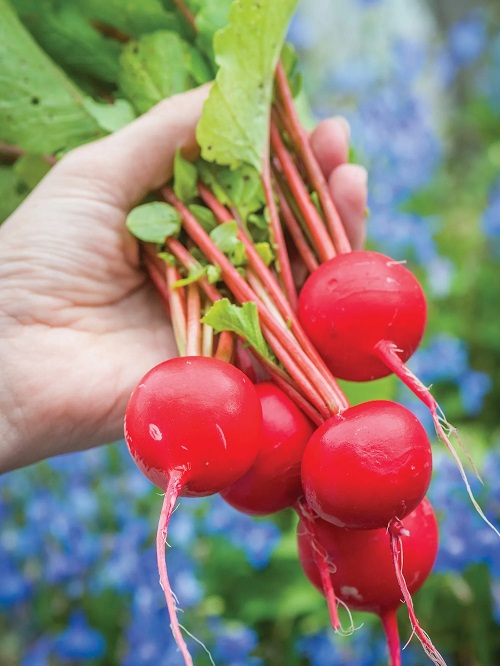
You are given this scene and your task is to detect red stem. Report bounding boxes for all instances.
[156,471,193,666]
[380,609,402,666]
[163,186,343,415]
[375,340,499,538]
[270,120,336,262]
[165,263,188,356]
[171,0,197,32]
[167,231,323,419]
[389,529,447,666]
[198,183,349,411]
[143,246,172,316]
[215,330,235,363]
[274,178,319,274]
[275,61,351,254]
[261,158,299,310]
[294,499,340,630]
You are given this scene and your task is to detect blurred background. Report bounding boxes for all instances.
[1,0,500,664]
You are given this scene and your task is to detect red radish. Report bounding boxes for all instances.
[297,498,446,665]
[221,381,315,515]
[301,400,432,529]
[298,250,499,537]
[221,383,341,629]
[297,250,426,382]
[124,356,262,666]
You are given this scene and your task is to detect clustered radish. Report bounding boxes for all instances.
[120,2,499,664]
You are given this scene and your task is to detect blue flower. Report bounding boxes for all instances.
[447,11,487,68]
[458,370,493,416]
[52,611,106,661]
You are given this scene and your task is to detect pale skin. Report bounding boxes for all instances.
[0,85,368,473]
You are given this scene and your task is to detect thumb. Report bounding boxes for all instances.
[53,84,210,210]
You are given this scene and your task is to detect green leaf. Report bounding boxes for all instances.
[198,161,264,221]
[76,0,185,39]
[201,298,272,361]
[0,166,28,223]
[209,220,247,266]
[118,30,204,114]
[195,0,233,66]
[188,204,217,232]
[83,98,136,133]
[13,1,122,84]
[13,154,52,190]
[206,264,222,283]
[173,148,198,203]
[280,42,302,98]
[0,0,103,154]
[254,241,274,266]
[196,0,298,171]
[171,265,206,287]
[126,201,181,243]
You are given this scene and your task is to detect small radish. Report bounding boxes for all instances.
[221,382,341,629]
[301,400,433,529]
[221,381,315,516]
[124,356,262,666]
[297,498,446,665]
[298,250,499,537]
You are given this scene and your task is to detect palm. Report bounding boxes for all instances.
[1,181,177,459]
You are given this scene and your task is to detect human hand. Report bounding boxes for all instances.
[0,87,367,472]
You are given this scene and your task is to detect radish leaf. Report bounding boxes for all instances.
[210,220,247,266]
[196,0,297,171]
[0,0,103,153]
[174,149,198,203]
[126,201,181,243]
[119,31,210,114]
[202,298,273,361]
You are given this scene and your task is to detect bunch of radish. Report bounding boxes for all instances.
[122,4,498,665]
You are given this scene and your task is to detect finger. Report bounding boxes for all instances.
[310,116,351,177]
[328,164,368,251]
[55,84,211,210]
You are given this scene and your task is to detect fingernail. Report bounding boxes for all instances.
[333,115,351,142]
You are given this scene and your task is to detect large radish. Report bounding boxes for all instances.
[124,356,262,666]
[301,400,433,529]
[297,498,446,665]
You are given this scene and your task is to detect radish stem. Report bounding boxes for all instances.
[157,470,193,666]
[275,61,351,254]
[270,119,336,262]
[375,339,499,538]
[380,610,402,666]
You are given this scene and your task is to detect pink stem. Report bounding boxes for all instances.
[275,61,351,254]
[198,183,349,411]
[261,157,299,309]
[294,499,340,630]
[389,526,447,665]
[380,609,402,666]
[186,283,202,356]
[270,120,336,262]
[215,330,235,363]
[143,246,172,316]
[156,471,193,666]
[375,340,500,538]
[163,186,343,415]
[164,264,188,356]
[274,177,320,274]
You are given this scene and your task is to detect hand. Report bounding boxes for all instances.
[0,86,367,472]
